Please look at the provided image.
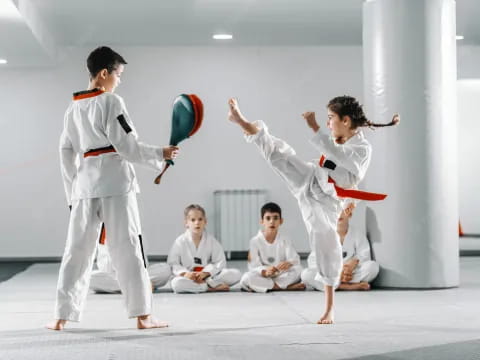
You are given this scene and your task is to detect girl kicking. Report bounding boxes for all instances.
[228,96,398,324]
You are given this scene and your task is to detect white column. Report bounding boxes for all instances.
[363,0,458,287]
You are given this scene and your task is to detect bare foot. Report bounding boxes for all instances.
[46,319,66,331]
[286,282,306,291]
[337,282,371,291]
[317,311,334,325]
[270,283,281,291]
[207,283,230,292]
[227,98,259,135]
[357,282,371,290]
[228,98,246,125]
[137,315,168,329]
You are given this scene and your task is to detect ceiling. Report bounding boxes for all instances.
[0,0,478,67]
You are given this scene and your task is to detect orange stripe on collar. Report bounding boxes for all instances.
[73,89,104,101]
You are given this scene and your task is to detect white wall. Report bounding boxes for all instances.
[457,45,480,235]
[0,46,363,257]
[458,46,480,79]
[457,80,480,234]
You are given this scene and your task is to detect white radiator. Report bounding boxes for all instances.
[213,189,267,255]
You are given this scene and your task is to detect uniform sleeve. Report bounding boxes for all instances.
[59,125,76,206]
[105,95,165,172]
[325,164,358,188]
[167,239,189,276]
[284,239,300,266]
[354,231,372,263]
[203,237,226,276]
[309,131,371,181]
[247,238,268,273]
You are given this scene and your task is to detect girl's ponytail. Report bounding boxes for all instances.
[328,95,400,130]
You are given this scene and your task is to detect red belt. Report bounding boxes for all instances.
[328,177,387,201]
[84,145,116,158]
[193,266,204,272]
[319,156,387,201]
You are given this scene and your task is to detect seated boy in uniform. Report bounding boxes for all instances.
[240,202,305,293]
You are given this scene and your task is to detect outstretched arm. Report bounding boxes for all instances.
[105,95,179,171]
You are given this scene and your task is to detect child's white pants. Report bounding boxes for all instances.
[54,191,151,321]
[240,265,302,293]
[171,268,241,294]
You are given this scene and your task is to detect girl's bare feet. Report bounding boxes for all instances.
[270,282,305,291]
[227,98,259,135]
[317,311,334,325]
[207,283,230,292]
[137,315,168,329]
[46,319,66,331]
[358,282,371,290]
[228,98,246,124]
[337,282,371,291]
[318,285,335,324]
[286,282,306,291]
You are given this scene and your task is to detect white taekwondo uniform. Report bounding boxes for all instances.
[167,230,241,293]
[302,225,379,290]
[55,88,165,321]
[245,121,371,288]
[240,230,302,292]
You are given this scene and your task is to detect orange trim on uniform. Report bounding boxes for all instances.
[73,89,104,101]
[99,224,106,245]
[319,155,326,167]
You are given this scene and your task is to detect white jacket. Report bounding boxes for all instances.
[167,230,226,277]
[248,230,300,273]
[341,226,373,263]
[309,130,372,189]
[59,90,165,204]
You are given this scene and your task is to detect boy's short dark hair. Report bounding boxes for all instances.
[87,46,127,78]
[261,202,282,219]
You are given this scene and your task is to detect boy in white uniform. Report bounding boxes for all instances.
[240,202,305,293]
[47,46,178,330]
[167,204,241,293]
[90,225,172,293]
[302,203,379,291]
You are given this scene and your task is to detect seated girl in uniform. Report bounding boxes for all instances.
[167,204,241,293]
